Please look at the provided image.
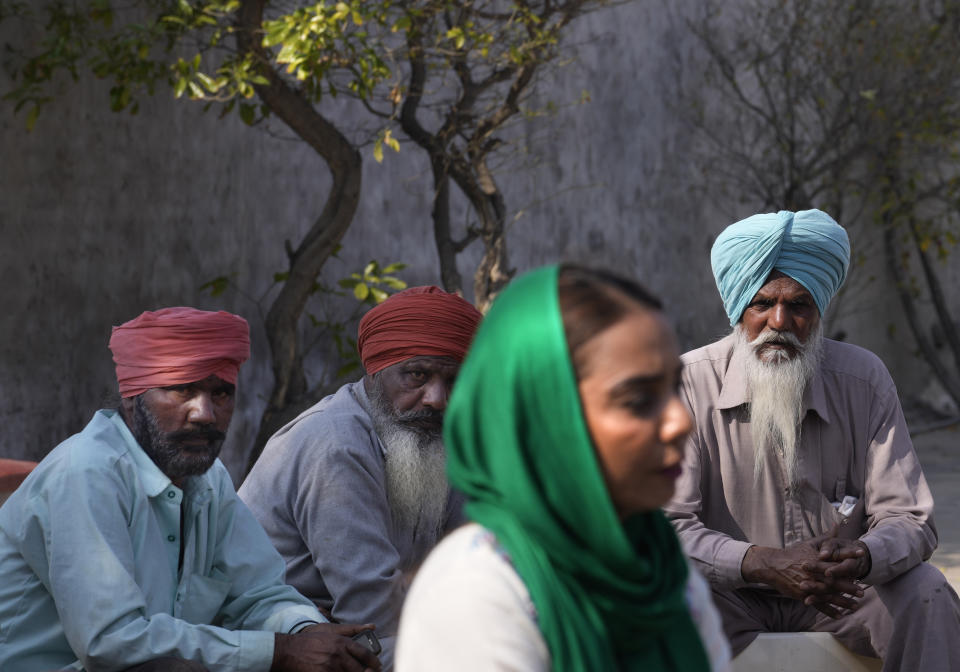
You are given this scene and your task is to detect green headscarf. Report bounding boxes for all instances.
[444,265,710,671]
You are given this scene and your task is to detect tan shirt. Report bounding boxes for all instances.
[665,334,937,590]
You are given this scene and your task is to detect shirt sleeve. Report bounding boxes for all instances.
[290,429,406,668]
[38,459,277,672]
[207,470,328,636]
[859,385,938,585]
[664,379,752,590]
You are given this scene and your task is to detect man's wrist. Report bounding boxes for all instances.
[741,545,765,583]
[856,540,872,579]
[272,633,291,672]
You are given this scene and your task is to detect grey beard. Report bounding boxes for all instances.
[734,323,823,489]
[366,376,450,539]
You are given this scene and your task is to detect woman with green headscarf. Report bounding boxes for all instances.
[395,265,730,671]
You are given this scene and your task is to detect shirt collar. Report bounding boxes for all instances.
[716,335,831,423]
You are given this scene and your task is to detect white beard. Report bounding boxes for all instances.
[366,378,450,538]
[734,323,823,488]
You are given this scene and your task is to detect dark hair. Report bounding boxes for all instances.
[557,264,663,380]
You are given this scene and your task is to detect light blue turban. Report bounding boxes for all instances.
[711,209,850,326]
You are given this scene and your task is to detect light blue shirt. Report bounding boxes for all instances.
[0,409,325,672]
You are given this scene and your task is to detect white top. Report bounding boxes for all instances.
[396,523,731,671]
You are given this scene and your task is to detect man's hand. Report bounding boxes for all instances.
[272,623,382,672]
[741,527,865,619]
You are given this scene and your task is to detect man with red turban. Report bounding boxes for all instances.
[0,307,381,672]
[240,287,482,671]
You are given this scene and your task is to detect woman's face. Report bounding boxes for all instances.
[576,307,692,518]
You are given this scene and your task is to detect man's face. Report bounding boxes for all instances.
[122,374,235,485]
[740,272,821,362]
[369,355,460,437]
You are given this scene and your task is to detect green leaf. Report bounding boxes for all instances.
[382,262,407,273]
[25,104,39,132]
[337,278,356,289]
[239,103,255,125]
[273,271,289,283]
[370,287,388,303]
[373,139,383,163]
[199,276,230,297]
[353,282,370,300]
[336,360,361,378]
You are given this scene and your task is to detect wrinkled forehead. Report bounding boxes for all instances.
[390,355,461,373]
[752,270,816,302]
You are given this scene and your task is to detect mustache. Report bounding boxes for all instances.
[394,409,444,430]
[166,427,226,444]
[750,329,804,348]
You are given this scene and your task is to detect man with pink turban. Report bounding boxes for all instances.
[240,287,482,671]
[0,308,381,672]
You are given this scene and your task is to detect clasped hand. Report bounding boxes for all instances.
[272,622,382,672]
[741,524,871,619]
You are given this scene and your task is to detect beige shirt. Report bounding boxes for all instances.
[665,334,937,590]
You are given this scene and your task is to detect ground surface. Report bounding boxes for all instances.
[917,428,960,591]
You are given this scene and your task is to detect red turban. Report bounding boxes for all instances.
[109,307,250,398]
[357,286,482,375]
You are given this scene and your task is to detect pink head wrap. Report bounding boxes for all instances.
[357,286,482,375]
[109,307,250,398]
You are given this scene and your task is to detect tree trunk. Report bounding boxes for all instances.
[429,159,464,294]
[239,0,363,476]
[883,222,960,407]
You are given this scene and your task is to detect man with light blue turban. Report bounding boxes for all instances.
[665,209,960,670]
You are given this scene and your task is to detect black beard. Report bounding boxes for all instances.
[131,396,225,483]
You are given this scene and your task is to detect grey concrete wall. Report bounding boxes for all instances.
[1,1,952,484]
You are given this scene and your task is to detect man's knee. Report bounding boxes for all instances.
[876,561,960,615]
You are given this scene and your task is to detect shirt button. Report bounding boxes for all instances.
[167,491,176,498]
[168,535,176,542]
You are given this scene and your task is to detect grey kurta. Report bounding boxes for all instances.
[667,334,936,587]
[238,381,464,670]
[665,334,960,669]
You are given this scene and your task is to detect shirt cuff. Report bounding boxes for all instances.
[859,532,898,585]
[713,538,753,588]
[262,604,329,634]
[238,629,277,672]
[288,619,322,634]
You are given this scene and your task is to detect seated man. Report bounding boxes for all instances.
[239,286,482,669]
[0,307,381,672]
[665,209,960,670]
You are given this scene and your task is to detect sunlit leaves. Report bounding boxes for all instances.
[372,128,400,163]
[337,259,407,305]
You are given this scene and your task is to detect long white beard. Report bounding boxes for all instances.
[734,323,823,488]
[366,379,450,538]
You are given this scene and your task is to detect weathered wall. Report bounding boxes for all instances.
[0,1,947,483]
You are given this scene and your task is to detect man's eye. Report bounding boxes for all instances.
[407,370,427,383]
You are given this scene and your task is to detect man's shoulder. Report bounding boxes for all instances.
[681,333,736,386]
[820,338,889,376]
[39,410,133,477]
[251,381,381,471]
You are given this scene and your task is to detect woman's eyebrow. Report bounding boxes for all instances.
[609,374,665,396]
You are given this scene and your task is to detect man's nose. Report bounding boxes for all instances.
[187,393,216,425]
[768,303,789,331]
[420,379,449,411]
